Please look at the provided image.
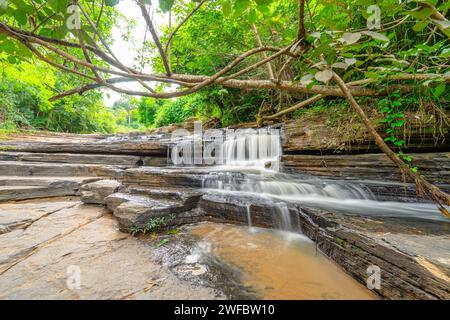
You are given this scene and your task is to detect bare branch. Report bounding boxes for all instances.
[72,1,102,81]
[78,2,156,93]
[252,24,275,79]
[164,0,208,54]
[261,94,324,122]
[137,0,172,75]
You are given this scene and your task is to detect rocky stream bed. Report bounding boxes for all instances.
[0,130,449,300]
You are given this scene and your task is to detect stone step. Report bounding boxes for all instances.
[0,152,166,167]
[104,192,166,211]
[122,167,208,188]
[80,180,122,205]
[79,179,204,232]
[0,184,82,202]
[123,186,202,202]
[105,187,203,232]
[112,195,189,232]
[0,176,100,187]
[0,161,124,178]
[0,138,168,156]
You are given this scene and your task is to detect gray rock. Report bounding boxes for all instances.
[0,152,166,167]
[113,199,180,232]
[81,180,122,205]
[0,161,124,178]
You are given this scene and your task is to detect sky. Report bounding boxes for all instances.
[103,0,167,107]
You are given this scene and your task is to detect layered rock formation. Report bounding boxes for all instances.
[0,129,449,300]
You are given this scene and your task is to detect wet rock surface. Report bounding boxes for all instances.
[0,132,449,300]
[282,153,450,191]
[80,176,450,300]
[197,193,450,299]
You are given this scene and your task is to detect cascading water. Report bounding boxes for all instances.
[220,128,282,170]
[171,126,448,225]
[246,204,253,228]
[169,127,282,170]
[277,203,293,231]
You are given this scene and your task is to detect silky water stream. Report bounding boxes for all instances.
[169,127,446,299]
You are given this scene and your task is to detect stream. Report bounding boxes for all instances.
[188,222,377,299]
[171,127,448,223]
[160,126,449,299]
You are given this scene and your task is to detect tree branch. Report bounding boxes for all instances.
[298,0,306,41]
[252,24,275,80]
[137,0,172,76]
[332,71,450,217]
[164,0,208,54]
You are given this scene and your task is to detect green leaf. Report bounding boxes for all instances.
[222,1,232,16]
[105,0,121,6]
[432,83,446,98]
[159,0,175,12]
[413,21,429,32]
[14,10,28,26]
[48,0,68,13]
[248,8,257,23]
[234,0,251,14]
[361,31,389,42]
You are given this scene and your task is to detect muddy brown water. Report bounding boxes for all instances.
[189,223,377,300]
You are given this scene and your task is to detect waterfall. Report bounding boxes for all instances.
[221,128,282,171]
[202,171,448,222]
[168,126,282,171]
[203,173,374,200]
[277,203,293,231]
[171,125,447,224]
[246,204,252,228]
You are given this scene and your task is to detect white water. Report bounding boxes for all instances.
[169,128,282,170]
[277,203,293,231]
[246,204,253,228]
[171,127,448,224]
[219,128,282,171]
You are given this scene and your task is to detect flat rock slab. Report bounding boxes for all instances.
[0,161,125,178]
[282,153,450,188]
[0,152,166,167]
[0,178,102,202]
[0,197,79,234]
[123,167,209,188]
[0,139,167,156]
[0,176,100,187]
[0,198,219,299]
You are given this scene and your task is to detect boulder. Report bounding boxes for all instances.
[80,180,122,205]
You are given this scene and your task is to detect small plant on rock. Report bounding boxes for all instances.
[130,214,176,236]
